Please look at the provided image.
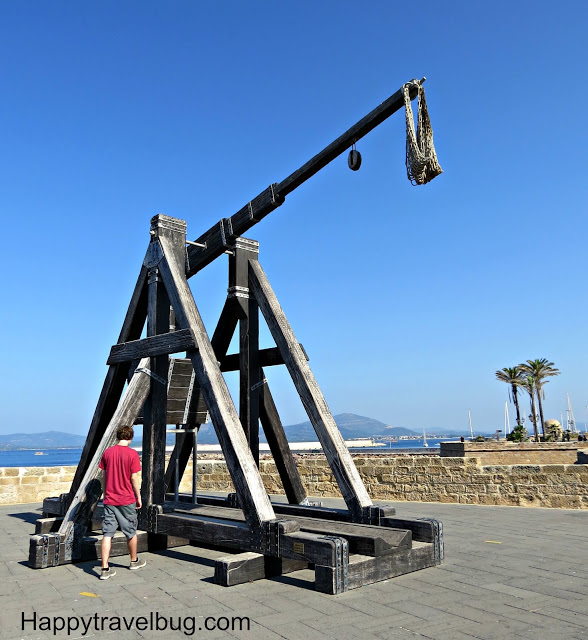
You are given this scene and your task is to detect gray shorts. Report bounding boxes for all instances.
[103,503,138,539]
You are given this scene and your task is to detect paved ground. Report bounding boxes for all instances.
[0,497,587,640]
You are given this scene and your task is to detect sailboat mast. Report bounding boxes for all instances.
[468,409,474,440]
[566,393,578,433]
[505,401,511,435]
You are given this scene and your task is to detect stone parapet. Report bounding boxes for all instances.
[440,441,588,465]
[2,456,587,509]
[0,466,75,505]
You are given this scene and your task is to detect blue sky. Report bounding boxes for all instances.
[1,1,587,436]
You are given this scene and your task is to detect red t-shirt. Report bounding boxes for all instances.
[99,445,141,506]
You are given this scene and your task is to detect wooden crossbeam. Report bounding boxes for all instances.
[107,329,195,364]
[219,345,307,372]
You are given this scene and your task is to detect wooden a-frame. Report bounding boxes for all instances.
[29,215,443,593]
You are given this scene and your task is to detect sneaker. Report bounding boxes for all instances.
[99,567,116,580]
[129,557,146,570]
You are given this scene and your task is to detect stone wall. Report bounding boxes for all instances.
[2,456,587,509]
[440,441,588,465]
[0,466,75,505]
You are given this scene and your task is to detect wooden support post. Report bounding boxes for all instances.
[229,238,261,464]
[67,265,148,507]
[249,259,373,522]
[141,261,170,513]
[259,376,308,505]
[154,215,275,528]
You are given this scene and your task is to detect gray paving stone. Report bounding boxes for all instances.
[2,500,587,640]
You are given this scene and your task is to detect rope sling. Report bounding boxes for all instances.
[403,81,443,185]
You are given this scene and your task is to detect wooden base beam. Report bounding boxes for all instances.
[214,552,307,587]
[28,531,188,569]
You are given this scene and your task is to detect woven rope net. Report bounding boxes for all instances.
[403,81,443,185]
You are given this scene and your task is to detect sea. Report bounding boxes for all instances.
[0,439,452,468]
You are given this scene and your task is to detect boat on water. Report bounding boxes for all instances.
[422,429,428,447]
[34,452,45,456]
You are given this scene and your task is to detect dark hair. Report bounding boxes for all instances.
[116,426,134,441]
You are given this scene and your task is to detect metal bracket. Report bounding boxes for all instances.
[319,535,348,593]
[250,378,267,392]
[219,218,234,248]
[227,285,249,300]
[227,493,240,509]
[146,504,163,532]
[262,520,281,557]
[143,241,163,269]
[418,517,444,564]
[269,183,284,207]
[136,367,168,386]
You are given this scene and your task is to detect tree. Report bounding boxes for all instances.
[521,375,540,442]
[520,359,560,439]
[495,366,525,426]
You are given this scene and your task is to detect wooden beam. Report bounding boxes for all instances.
[219,345,307,372]
[68,265,149,506]
[185,81,421,278]
[214,552,307,587]
[249,259,372,522]
[52,358,152,562]
[107,329,195,364]
[316,542,437,592]
[173,504,412,557]
[155,511,349,568]
[259,377,308,505]
[141,239,172,513]
[230,238,261,464]
[155,215,276,528]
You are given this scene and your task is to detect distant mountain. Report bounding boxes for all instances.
[196,412,418,444]
[0,414,422,449]
[0,431,87,450]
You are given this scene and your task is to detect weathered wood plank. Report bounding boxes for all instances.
[173,504,411,557]
[317,541,436,592]
[231,239,261,464]
[55,358,152,563]
[29,530,188,568]
[142,226,174,525]
[249,259,372,522]
[156,217,275,527]
[68,265,149,506]
[220,345,307,372]
[107,329,195,364]
[214,552,308,587]
[35,516,102,535]
[156,513,252,551]
[156,511,348,567]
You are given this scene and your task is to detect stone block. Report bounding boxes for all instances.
[2,468,21,477]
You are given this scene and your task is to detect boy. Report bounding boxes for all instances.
[98,425,146,579]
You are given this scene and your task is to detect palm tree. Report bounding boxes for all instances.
[520,359,560,439]
[521,375,540,442]
[495,366,525,426]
